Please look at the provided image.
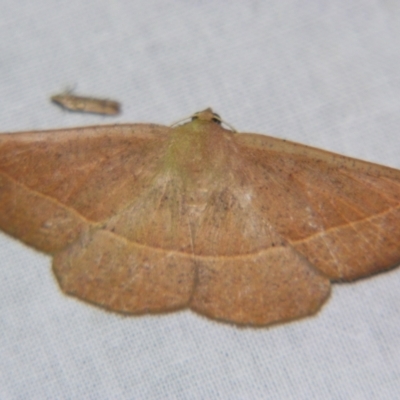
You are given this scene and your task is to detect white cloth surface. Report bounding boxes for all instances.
[1,1,400,399]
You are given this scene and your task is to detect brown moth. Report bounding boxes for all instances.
[0,108,399,326]
[51,92,121,115]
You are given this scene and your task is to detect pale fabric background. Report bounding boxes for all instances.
[1,1,400,399]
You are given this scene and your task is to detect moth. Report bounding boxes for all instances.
[51,92,121,115]
[0,109,399,326]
